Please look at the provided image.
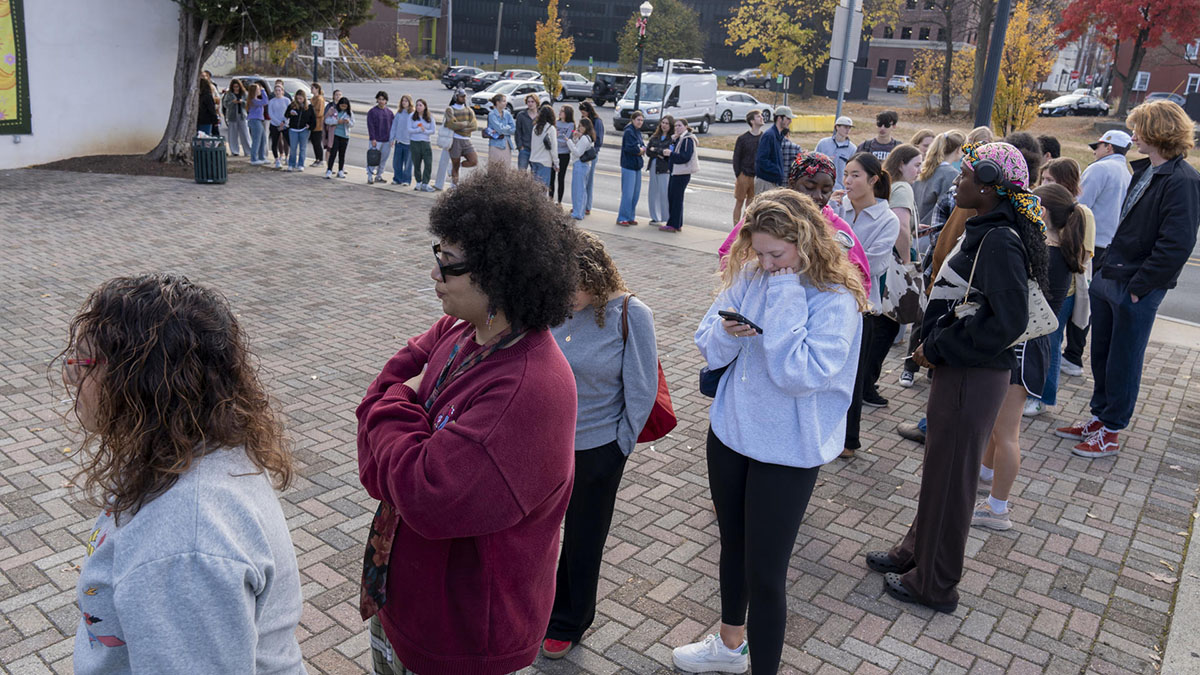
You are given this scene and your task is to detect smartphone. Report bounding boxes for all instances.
[718,310,763,334]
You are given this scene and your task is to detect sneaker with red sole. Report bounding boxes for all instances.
[542,638,573,659]
[1073,429,1120,458]
[1055,417,1103,441]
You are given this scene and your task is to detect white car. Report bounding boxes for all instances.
[716,91,773,124]
[469,80,551,115]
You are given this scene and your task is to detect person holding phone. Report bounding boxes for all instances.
[680,190,866,675]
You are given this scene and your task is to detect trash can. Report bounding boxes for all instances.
[193,136,227,184]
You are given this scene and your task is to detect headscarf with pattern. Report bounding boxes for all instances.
[960,141,1045,233]
[788,150,837,185]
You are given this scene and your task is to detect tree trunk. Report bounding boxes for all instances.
[939,2,955,115]
[148,7,224,164]
[1102,41,1119,100]
[970,0,995,116]
[1116,30,1147,117]
[799,67,815,99]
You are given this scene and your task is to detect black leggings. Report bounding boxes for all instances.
[550,152,571,202]
[863,314,900,395]
[309,129,324,162]
[269,124,289,159]
[327,135,348,171]
[844,314,872,450]
[707,428,820,675]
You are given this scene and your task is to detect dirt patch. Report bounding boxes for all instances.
[31,154,245,180]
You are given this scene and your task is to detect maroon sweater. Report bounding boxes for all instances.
[356,316,576,675]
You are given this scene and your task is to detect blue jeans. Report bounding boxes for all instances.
[249,120,267,162]
[531,162,552,185]
[198,124,214,136]
[585,152,598,211]
[618,167,641,222]
[1088,271,1168,430]
[1037,294,1075,406]
[570,160,592,219]
[287,128,309,169]
[518,148,531,171]
[392,143,412,183]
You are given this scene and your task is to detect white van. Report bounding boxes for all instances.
[613,60,717,134]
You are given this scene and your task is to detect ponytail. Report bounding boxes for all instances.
[1034,183,1087,274]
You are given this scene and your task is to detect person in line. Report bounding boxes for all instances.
[64,274,304,674]
[753,106,793,194]
[245,82,269,165]
[833,153,899,457]
[550,105,576,204]
[731,110,764,225]
[814,115,856,190]
[1038,135,1061,162]
[780,128,802,174]
[662,118,698,233]
[308,83,326,166]
[443,86,479,188]
[866,141,1042,614]
[1024,159,1095,417]
[267,83,291,169]
[678,190,866,675]
[856,110,900,160]
[617,111,646,225]
[408,98,437,192]
[565,117,596,220]
[514,94,539,171]
[909,128,935,159]
[1057,101,1200,458]
[320,88,342,165]
[1060,130,1132,377]
[389,94,415,185]
[197,77,219,136]
[200,71,222,138]
[542,232,659,660]
[579,101,605,215]
[284,90,315,172]
[486,93,516,168]
[529,104,559,188]
[356,167,579,675]
[431,93,458,191]
[914,130,965,229]
[878,143,922,375]
[325,97,353,179]
[366,91,395,185]
[220,79,251,157]
[645,115,676,227]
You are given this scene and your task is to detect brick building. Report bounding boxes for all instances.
[862,0,978,88]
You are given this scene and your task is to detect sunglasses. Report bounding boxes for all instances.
[433,243,470,279]
[877,122,895,128]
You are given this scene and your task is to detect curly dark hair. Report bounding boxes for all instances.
[57,274,292,523]
[575,231,628,327]
[429,165,579,330]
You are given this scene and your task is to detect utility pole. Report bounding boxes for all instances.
[493,2,503,72]
[447,0,454,66]
[974,0,1012,128]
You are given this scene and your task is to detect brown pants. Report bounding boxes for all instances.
[733,174,756,223]
[888,366,1009,606]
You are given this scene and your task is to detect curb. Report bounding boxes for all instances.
[1164,503,1200,674]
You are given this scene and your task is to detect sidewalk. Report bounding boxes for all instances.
[1,165,1198,674]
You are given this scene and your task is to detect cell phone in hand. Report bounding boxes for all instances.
[718,310,763,334]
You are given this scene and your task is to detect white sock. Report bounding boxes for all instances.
[979,465,994,481]
[724,639,746,654]
[1102,426,1118,435]
[988,495,1008,514]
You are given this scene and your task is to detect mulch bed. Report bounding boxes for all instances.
[31,154,245,179]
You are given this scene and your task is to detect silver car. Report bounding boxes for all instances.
[469,80,551,115]
[554,72,593,101]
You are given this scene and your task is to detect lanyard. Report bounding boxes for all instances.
[423,327,526,412]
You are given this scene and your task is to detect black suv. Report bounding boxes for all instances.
[441,66,482,89]
[592,72,635,106]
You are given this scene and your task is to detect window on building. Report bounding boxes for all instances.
[1187,73,1200,94]
[937,28,946,41]
[896,59,908,75]
[919,27,931,40]
[884,26,894,38]
[877,59,890,77]
[901,26,913,39]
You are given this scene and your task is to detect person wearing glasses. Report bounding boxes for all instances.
[856,110,900,161]
[62,274,304,674]
[356,166,581,675]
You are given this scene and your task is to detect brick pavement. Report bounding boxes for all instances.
[1,167,1198,674]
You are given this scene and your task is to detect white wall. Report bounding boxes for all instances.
[0,0,179,169]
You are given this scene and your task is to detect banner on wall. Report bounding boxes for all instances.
[0,0,31,135]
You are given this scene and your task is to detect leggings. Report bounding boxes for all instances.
[549,152,570,202]
[327,135,349,171]
[269,124,289,159]
[844,313,873,450]
[309,129,324,162]
[707,428,820,675]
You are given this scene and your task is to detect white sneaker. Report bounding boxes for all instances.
[297,166,304,173]
[1060,360,1084,377]
[1022,398,1046,417]
[899,370,915,388]
[325,170,332,179]
[273,159,281,169]
[672,635,748,674]
[972,500,1013,531]
[285,167,293,172]
[337,170,346,178]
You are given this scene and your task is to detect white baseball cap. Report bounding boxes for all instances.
[835,116,853,127]
[1089,130,1131,149]
[773,106,794,119]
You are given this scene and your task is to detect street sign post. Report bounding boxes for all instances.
[311,32,323,82]
[311,32,324,47]
[828,0,863,117]
[324,41,340,59]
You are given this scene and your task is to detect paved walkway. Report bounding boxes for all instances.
[1,167,1198,674]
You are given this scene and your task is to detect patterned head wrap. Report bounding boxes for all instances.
[788,150,836,185]
[961,141,1045,233]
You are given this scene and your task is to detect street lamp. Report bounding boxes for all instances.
[633,2,653,114]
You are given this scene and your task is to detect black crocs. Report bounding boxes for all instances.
[883,572,958,614]
[864,551,913,574]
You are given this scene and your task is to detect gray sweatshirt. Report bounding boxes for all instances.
[551,295,658,454]
[73,448,305,675]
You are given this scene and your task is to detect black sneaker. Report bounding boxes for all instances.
[863,391,888,408]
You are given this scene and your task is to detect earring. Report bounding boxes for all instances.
[486,309,496,327]
[980,188,986,193]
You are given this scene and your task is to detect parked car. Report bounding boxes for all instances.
[468,71,503,91]
[614,65,717,134]
[442,65,482,89]
[554,72,593,100]
[1145,91,1186,106]
[715,91,772,124]
[725,68,773,89]
[592,72,636,106]
[500,69,540,81]
[469,80,551,115]
[886,75,914,93]
[1038,94,1109,116]
[1072,87,1103,97]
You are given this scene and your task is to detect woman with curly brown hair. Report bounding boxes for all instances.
[356,165,580,675]
[542,232,659,660]
[62,273,303,675]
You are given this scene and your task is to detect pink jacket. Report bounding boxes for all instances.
[718,204,873,294]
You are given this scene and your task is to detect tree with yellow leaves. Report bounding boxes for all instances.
[908,46,974,115]
[535,0,574,102]
[991,0,1056,134]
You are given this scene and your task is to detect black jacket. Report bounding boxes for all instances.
[197,81,219,126]
[646,134,672,174]
[732,130,761,178]
[1100,155,1200,298]
[286,105,316,131]
[922,201,1029,371]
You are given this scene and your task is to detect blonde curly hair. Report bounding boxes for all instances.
[575,231,628,327]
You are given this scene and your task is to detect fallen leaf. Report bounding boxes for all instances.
[1087,512,1098,518]
[62,447,72,454]
[61,564,80,573]
[1150,573,1178,584]
[1169,465,1183,471]
[28,427,43,432]
[41,293,51,298]
[1160,560,1175,572]
[60,481,75,489]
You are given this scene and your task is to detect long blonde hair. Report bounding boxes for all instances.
[721,190,868,312]
[917,130,965,181]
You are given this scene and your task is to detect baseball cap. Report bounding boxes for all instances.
[773,106,794,119]
[835,116,853,127]
[1089,130,1131,149]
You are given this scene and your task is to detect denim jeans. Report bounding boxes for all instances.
[392,143,412,183]
[368,143,392,179]
[197,124,214,136]
[618,168,641,222]
[530,162,552,186]
[585,152,598,211]
[648,170,669,222]
[571,160,592,219]
[1088,271,1168,430]
[249,120,267,162]
[1037,293,1075,407]
[287,128,310,169]
[517,148,531,171]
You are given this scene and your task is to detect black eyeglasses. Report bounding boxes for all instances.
[877,122,894,128]
[433,243,470,278]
